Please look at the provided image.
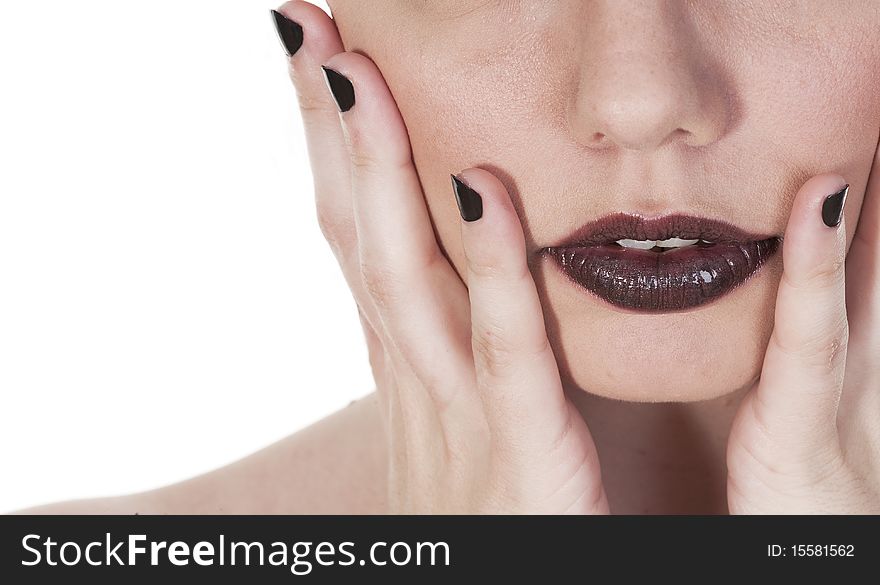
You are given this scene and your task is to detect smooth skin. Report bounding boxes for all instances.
[299,0,880,513]
[16,1,880,514]
[292,4,607,513]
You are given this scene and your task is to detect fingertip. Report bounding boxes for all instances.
[275,0,332,22]
[451,173,483,223]
[321,62,356,113]
[320,53,416,170]
[821,183,849,229]
[272,1,343,64]
[774,174,849,334]
[451,168,518,224]
[782,174,849,272]
[788,173,848,233]
[271,8,303,57]
[453,168,531,281]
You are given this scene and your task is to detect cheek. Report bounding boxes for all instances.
[377,23,572,266]
[330,2,880,402]
[744,47,880,171]
[327,3,546,275]
[730,33,880,258]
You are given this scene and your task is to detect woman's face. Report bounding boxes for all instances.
[326,0,880,402]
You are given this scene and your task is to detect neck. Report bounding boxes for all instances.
[568,382,752,514]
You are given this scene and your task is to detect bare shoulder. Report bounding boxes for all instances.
[13,392,388,515]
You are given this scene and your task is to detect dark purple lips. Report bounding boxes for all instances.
[540,213,781,312]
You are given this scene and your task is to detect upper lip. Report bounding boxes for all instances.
[544,212,780,248]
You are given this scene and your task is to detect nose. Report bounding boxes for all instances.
[570,0,732,152]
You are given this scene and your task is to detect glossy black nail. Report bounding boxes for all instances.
[270,10,303,57]
[321,66,355,112]
[821,184,849,228]
[451,174,483,222]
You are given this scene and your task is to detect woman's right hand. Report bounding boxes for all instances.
[273,1,608,514]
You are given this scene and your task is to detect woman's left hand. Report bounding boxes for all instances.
[726,144,880,513]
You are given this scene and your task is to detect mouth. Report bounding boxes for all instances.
[540,212,781,313]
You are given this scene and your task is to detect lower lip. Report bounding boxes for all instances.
[543,239,780,313]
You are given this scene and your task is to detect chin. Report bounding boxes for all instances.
[537,257,782,403]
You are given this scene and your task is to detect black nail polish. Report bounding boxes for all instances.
[270,10,303,57]
[822,184,849,228]
[451,174,483,222]
[321,66,355,112]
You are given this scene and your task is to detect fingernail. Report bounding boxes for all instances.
[821,184,849,228]
[451,174,483,222]
[321,66,356,112]
[270,10,303,57]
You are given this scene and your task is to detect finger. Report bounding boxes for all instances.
[754,174,850,456]
[844,131,880,383]
[454,169,583,459]
[320,51,475,415]
[272,2,349,220]
[272,3,383,328]
[273,5,465,477]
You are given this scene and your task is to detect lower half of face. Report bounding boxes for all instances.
[430,174,790,403]
[330,0,880,402]
[430,169,801,403]
[534,255,783,402]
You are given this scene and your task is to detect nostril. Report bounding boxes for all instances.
[589,132,610,148]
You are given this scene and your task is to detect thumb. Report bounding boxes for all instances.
[753,173,850,457]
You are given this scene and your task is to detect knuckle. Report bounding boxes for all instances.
[772,316,849,371]
[467,258,505,281]
[315,203,353,256]
[471,321,549,378]
[346,141,382,175]
[466,247,532,285]
[345,129,409,174]
[472,325,513,377]
[811,258,845,286]
[288,69,332,114]
[341,125,374,168]
[785,258,845,290]
[295,90,331,114]
[359,257,403,309]
[350,150,380,172]
[341,119,413,174]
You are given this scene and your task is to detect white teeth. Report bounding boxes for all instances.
[655,237,700,248]
[616,239,659,250]
[616,237,701,249]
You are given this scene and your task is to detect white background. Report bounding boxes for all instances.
[0,0,373,513]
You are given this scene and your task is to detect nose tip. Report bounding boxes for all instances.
[569,11,733,154]
[587,91,696,151]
